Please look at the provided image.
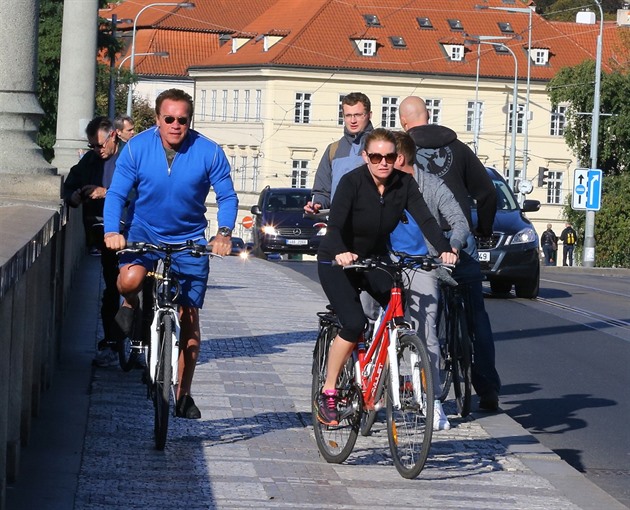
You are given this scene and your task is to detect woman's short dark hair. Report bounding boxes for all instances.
[155,88,194,118]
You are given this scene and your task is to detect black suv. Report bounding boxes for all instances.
[250,187,325,258]
[474,167,541,298]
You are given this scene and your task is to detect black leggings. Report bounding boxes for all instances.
[318,261,393,342]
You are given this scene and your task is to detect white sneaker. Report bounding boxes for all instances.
[433,400,451,431]
[92,347,118,367]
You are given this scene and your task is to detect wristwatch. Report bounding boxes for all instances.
[217,227,232,237]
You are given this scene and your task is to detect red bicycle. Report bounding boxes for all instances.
[311,253,442,479]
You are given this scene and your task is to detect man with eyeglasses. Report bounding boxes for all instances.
[103,88,238,420]
[63,116,127,367]
[305,92,374,214]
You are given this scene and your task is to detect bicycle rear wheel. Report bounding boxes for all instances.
[386,333,434,479]
[311,321,360,463]
[436,294,452,402]
[451,307,472,418]
[154,313,173,450]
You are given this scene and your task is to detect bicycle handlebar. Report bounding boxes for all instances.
[339,252,451,272]
[117,240,222,259]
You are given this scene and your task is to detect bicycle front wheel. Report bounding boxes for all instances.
[452,308,472,418]
[386,333,434,479]
[154,313,173,450]
[311,322,360,463]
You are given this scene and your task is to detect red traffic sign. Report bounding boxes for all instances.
[241,216,254,229]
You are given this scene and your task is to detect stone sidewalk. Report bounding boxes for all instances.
[7,255,628,509]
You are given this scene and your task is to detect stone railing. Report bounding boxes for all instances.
[0,200,85,509]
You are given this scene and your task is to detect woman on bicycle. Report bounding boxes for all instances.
[316,128,459,426]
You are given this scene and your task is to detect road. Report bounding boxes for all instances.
[276,259,630,508]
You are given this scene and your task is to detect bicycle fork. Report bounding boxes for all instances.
[147,308,181,387]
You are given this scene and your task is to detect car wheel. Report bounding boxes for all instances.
[515,267,540,299]
[490,280,512,295]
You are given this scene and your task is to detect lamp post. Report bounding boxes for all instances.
[477,5,533,200]
[467,37,519,192]
[126,2,195,116]
[106,15,132,121]
[580,0,604,267]
[118,52,169,72]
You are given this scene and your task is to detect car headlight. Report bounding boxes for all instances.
[509,228,537,245]
[262,225,278,235]
[316,227,327,236]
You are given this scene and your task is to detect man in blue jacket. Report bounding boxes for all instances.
[104,89,238,419]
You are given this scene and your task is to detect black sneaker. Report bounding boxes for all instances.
[176,395,201,419]
[478,392,500,412]
[315,390,339,426]
[115,306,136,338]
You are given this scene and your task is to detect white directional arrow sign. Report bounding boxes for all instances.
[572,168,589,210]
[572,168,603,211]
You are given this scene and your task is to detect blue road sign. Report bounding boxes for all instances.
[586,169,602,211]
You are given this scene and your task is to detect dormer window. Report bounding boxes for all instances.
[355,39,377,56]
[498,22,514,33]
[390,36,407,49]
[363,14,381,27]
[494,44,509,55]
[417,17,433,29]
[447,19,464,31]
[443,44,464,61]
[219,34,231,46]
[531,48,549,65]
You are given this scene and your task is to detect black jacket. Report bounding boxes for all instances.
[407,124,497,237]
[317,164,452,260]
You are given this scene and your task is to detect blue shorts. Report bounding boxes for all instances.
[119,224,209,308]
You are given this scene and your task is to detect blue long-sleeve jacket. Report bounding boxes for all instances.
[104,127,238,243]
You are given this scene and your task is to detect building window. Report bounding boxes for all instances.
[294,92,311,124]
[417,17,433,29]
[233,90,239,121]
[229,154,237,176]
[357,39,377,56]
[199,90,206,121]
[498,22,514,33]
[508,103,525,134]
[221,90,228,122]
[443,44,464,61]
[363,14,380,27]
[390,36,406,48]
[531,48,549,65]
[447,19,464,31]
[381,96,398,128]
[292,160,308,188]
[338,94,346,125]
[210,90,217,121]
[239,155,247,190]
[550,105,566,136]
[244,90,251,122]
[466,101,483,133]
[426,99,441,124]
[546,170,563,205]
[255,89,262,121]
[252,154,260,191]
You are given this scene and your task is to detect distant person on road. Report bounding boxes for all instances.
[315,128,459,426]
[114,114,135,142]
[559,222,577,266]
[541,224,558,266]
[304,92,374,214]
[399,95,501,412]
[390,130,470,430]
[63,116,126,367]
[103,88,238,420]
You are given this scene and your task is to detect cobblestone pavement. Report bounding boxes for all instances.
[8,256,628,510]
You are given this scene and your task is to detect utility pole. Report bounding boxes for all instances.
[108,14,117,121]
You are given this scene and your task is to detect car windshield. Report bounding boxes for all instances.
[492,179,519,211]
[266,192,309,212]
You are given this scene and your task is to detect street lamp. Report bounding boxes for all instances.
[466,36,519,192]
[477,5,533,200]
[126,2,195,116]
[578,0,604,267]
[118,52,169,72]
[105,15,132,120]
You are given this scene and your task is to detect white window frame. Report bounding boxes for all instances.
[294,92,312,124]
[546,170,563,205]
[381,96,399,128]
[550,105,566,137]
[357,39,377,56]
[531,48,549,65]
[509,103,525,134]
[338,94,346,126]
[466,100,483,132]
[233,90,239,122]
[292,160,309,188]
[210,90,217,121]
[221,89,228,122]
[255,89,262,122]
[244,90,251,122]
[199,89,206,121]
[425,99,441,124]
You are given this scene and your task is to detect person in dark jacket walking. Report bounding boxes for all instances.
[559,223,577,266]
[63,116,126,367]
[399,96,501,412]
[541,224,558,266]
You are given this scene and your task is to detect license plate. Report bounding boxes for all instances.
[478,251,490,262]
[286,239,308,245]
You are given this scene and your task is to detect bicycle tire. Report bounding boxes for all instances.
[436,294,453,402]
[154,313,173,450]
[311,322,360,463]
[117,337,139,372]
[386,333,434,479]
[451,306,472,418]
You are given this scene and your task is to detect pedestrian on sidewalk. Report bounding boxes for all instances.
[63,116,126,367]
[560,222,577,266]
[103,88,238,419]
[541,224,558,266]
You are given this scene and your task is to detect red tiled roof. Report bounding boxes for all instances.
[101,0,627,80]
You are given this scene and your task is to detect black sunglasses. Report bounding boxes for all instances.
[367,152,397,165]
[87,131,113,149]
[162,115,189,125]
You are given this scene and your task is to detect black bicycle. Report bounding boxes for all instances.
[117,240,217,450]
[435,277,473,417]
